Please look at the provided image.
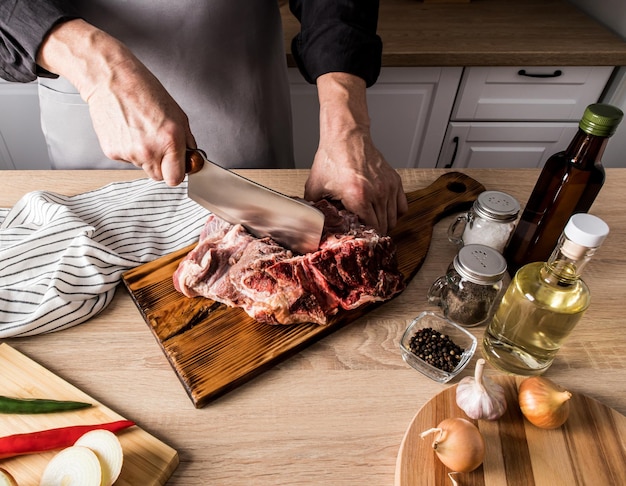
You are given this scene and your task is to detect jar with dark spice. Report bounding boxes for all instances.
[428,244,507,327]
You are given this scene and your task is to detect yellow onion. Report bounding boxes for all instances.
[420,417,485,472]
[518,376,572,429]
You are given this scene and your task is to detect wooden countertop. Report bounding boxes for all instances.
[1,168,625,485]
[281,0,626,67]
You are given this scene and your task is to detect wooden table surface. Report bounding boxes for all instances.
[281,0,626,67]
[1,168,625,485]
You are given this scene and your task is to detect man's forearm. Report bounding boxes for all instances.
[316,72,371,139]
[307,71,407,233]
[37,18,135,100]
[35,17,194,186]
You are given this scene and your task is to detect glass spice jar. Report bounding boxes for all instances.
[428,244,507,327]
[448,191,520,253]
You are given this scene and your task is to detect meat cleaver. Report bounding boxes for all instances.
[185,149,325,254]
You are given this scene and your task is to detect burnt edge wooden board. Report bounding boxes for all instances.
[395,375,626,486]
[122,172,485,407]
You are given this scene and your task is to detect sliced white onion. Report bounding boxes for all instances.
[0,468,18,486]
[39,446,102,486]
[74,429,124,486]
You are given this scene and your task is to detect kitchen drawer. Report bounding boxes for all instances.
[436,121,578,169]
[452,66,613,122]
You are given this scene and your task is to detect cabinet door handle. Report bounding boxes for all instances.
[444,136,459,169]
[517,69,563,78]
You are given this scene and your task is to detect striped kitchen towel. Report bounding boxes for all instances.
[0,177,209,338]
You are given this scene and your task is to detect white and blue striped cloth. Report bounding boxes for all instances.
[0,178,209,338]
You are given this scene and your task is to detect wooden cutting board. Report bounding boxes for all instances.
[395,375,626,485]
[122,172,485,408]
[0,343,178,485]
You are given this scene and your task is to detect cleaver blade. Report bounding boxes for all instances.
[186,149,325,254]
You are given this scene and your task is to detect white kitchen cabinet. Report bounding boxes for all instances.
[438,122,579,169]
[437,66,614,168]
[0,80,50,170]
[289,67,463,168]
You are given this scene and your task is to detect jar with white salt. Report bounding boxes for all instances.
[448,191,520,253]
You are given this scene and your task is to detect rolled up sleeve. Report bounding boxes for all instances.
[0,0,78,82]
[289,0,382,87]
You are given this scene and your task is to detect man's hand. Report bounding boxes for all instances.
[37,19,194,185]
[305,72,407,234]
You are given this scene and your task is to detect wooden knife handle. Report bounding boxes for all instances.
[185,149,205,174]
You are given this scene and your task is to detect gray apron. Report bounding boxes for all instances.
[38,0,294,170]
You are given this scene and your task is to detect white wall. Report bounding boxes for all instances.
[567,1,626,167]
[567,0,626,40]
[600,67,626,168]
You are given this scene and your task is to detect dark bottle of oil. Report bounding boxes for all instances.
[504,103,623,274]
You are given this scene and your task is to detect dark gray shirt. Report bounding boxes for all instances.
[0,0,382,170]
[0,0,382,86]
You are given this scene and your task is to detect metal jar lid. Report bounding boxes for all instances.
[453,244,508,284]
[473,191,520,222]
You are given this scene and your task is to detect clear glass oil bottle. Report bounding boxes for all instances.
[483,213,609,375]
[504,103,622,275]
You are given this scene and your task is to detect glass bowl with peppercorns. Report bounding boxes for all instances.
[400,311,477,383]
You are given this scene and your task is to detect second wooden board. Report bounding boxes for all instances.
[395,375,626,486]
[0,343,178,486]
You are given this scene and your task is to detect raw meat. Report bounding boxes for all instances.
[173,200,405,325]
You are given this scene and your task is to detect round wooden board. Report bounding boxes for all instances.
[395,376,626,486]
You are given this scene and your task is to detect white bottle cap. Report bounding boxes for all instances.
[563,213,609,248]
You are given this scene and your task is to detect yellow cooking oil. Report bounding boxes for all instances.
[482,261,590,375]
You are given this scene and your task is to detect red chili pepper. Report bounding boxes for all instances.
[0,419,135,459]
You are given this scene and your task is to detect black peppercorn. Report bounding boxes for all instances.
[408,327,464,372]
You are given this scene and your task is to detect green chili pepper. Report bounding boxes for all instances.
[0,395,92,414]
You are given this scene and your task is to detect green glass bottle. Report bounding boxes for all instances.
[504,103,622,275]
[483,213,609,375]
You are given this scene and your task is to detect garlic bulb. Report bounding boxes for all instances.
[455,359,507,420]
